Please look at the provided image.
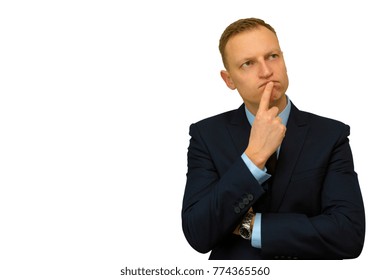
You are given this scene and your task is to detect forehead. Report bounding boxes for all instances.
[225,27,281,62]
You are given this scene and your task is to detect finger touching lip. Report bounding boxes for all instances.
[259,81,278,88]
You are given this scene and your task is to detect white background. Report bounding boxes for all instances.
[1,0,388,279]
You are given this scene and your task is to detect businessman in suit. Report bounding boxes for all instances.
[181,18,365,260]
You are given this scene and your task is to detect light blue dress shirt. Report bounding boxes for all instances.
[241,97,291,249]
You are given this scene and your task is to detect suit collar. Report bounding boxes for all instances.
[230,103,248,125]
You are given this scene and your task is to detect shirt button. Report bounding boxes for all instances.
[234,206,241,214]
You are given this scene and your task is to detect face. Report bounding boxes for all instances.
[221,27,289,114]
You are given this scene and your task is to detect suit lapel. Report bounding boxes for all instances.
[226,104,251,156]
[270,103,309,211]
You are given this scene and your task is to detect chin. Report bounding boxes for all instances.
[271,89,283,101]
[271,91,287,107]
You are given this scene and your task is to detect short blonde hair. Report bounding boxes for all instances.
[219,18,277,68]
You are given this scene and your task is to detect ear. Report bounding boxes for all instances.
[220,70,236,90]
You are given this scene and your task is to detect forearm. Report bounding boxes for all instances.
[261,209,365,259]
[182,157,266,253]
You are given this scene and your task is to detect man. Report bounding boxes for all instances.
[181,18,365,260]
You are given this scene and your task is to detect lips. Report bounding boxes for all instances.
[258,81,277,88]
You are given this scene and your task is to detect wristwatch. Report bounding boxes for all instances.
[239,211,255,240]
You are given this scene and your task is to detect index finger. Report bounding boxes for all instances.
[259,82,274,112]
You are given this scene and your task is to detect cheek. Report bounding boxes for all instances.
[275,68,289,88]
[280,66,289,81]
[236,74,257,89]
[232,73,262,98]
[282,73,289,89]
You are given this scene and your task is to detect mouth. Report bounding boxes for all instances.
[258,81,277,89]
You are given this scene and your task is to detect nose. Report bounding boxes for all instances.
[258,60,272,79]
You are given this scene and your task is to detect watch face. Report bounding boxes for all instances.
[239,227,251,239]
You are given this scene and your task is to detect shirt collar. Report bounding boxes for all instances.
[245,96,291,127]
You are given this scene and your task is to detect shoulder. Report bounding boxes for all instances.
[305,110,347,127]
[293,104,350,138]
[191,104,245,130]
[187,105,248,146]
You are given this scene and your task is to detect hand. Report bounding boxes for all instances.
[244,82,286,169]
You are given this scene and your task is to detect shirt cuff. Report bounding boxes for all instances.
[251,213,262,248]
[241,153,271,184]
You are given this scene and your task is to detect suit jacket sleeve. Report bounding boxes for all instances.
[182,122,265,253]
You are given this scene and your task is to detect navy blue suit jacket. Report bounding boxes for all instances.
[182,102,365,259]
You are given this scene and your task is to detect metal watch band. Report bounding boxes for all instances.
[239,211,255,240]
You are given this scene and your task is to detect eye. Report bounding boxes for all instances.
[241,60,255,68]
[268,53,279,60]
